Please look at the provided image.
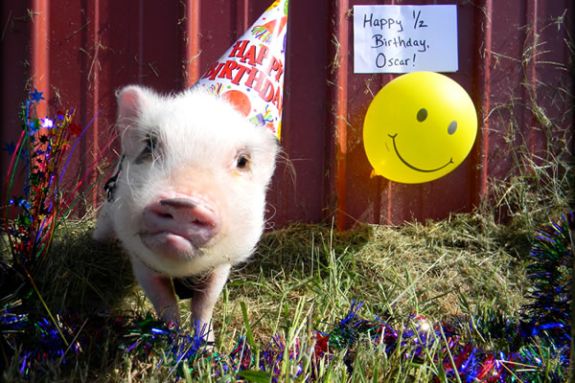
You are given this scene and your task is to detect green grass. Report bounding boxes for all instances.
[1,119,572,381]
[1,136,573,381]
[0,208,555,382]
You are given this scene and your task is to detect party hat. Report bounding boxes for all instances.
[193,0,289,140]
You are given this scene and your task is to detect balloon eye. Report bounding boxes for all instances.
[448,121,458,135]
[417,108,428,122]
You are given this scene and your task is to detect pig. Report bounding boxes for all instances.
[93,85,278,342]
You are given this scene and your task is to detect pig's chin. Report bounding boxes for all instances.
[139,232,203,260]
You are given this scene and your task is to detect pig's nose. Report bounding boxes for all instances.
[158,198,217,226]
[144,197,220,246]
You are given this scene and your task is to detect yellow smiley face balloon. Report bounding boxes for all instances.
[363,72,478,184]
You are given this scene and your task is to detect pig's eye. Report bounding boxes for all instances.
[235,153,250,171]
[136,134,159,163]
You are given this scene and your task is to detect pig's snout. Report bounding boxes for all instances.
[141,196,221,255]
[157,198,218,229]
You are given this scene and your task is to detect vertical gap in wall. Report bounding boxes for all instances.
[31,0,49,117]
[184,0,201,87]
[476,0,493,203]
[523,0,538,160]
[138,0,144,83]
[78,0,89,216]
[242,0,249,32]
[328,0,350,230]
[90,0,101,209]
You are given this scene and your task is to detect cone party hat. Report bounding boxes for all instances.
[193,0,289,140]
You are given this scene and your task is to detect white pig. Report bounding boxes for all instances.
[93,85,278,341]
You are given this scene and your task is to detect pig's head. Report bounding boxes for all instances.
[108,86,278,277]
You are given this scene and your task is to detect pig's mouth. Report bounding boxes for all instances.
[139,197,221,260]
[139,230,207,259]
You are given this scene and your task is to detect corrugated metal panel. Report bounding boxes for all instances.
[329,0,574,228]
[1,0,573,228]
[1,1,30,192]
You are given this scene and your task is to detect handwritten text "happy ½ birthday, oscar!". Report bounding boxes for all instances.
[354,5,457,73]
[362,10,430,69]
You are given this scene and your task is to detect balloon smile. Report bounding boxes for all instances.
[389,134,454,173]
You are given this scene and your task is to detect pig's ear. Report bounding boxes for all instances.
[116,86,154,156]
[116,85,153,128]
[253,130,280,184]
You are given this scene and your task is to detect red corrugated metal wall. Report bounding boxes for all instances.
[1,1,573,229]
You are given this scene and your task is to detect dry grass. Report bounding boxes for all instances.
[2,129,571,380]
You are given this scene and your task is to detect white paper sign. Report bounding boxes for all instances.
[353,5,458,74]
